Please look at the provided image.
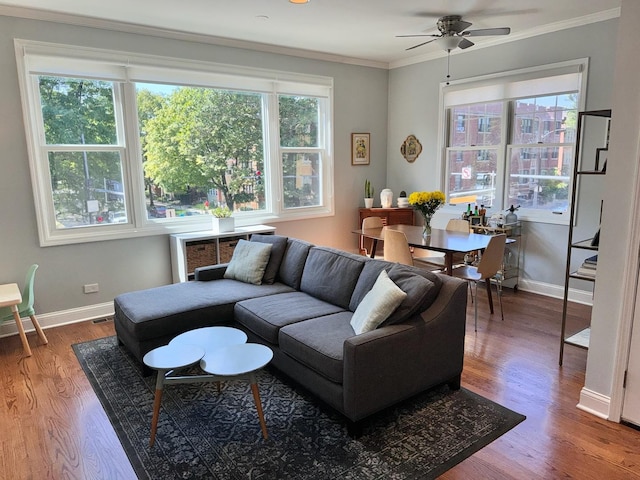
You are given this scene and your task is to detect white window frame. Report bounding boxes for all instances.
[438,59,588,225]
[15,39,334,246]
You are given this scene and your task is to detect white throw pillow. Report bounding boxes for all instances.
[350,270,407,335]
[223,239,272,285]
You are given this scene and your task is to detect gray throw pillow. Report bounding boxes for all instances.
[250,234,288,284]
[350,270,407,335]
[223,239,272,285]
[382,263,441,326]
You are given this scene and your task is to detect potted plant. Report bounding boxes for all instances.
[210,206,235,233]
[397,190,409,208]
[364,180,374,208]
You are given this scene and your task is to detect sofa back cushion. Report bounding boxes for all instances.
[278,238,314,290]
[250,234,288,284]
[349,259,443,326]
[300,247,367,309]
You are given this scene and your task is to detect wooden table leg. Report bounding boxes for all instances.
[12,306,31,357]
[445,253,453,275]
[485,279,494,314]
[250,381,268,440]
[29,314,48,345]
[149,369,167,447]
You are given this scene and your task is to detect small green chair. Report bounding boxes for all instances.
[0,264,48,353]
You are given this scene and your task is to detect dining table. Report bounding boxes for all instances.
[353,224,508,314]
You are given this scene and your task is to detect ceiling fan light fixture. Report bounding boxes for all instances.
[436,35,461,52]
[289,0,309,3]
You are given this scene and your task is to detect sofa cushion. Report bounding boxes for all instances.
[348,259,394,311]
[235,291,345,345]
[350,270,407,334]
[114,279,294,342]
[384,264,443,325]
[349,259,443,326]
[279,312,355,384]
[300,247,367,309]
[250,234,288,284]
[279,239,313,290]
[223,240,272,285]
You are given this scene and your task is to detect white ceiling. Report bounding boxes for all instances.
[0,0,622,68]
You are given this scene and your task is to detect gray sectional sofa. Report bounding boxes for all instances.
[114,234,468,430]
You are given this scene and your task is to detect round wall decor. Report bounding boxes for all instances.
[400,135,422,163]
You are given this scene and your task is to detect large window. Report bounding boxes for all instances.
[16,40,333,245]
[442,60,587,223]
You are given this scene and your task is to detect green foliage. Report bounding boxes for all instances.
[279,95,319,147]
[39,76,124,224]
[39,76,116,145]
[279,95,321,206]
[140,87,265,211]
[210,206,232,218]
[364,179,373,198]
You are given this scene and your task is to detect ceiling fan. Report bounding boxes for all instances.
[397,15,511,52]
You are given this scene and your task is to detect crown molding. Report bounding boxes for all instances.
[0,5,390,70]
[0,5,621,71]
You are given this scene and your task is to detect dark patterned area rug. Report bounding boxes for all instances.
[73,336,525,480]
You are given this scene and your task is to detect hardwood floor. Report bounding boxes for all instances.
[1,290,639,479]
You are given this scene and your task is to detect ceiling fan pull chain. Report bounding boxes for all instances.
[446,49,451,85]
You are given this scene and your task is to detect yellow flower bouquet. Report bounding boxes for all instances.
[408,190,445,236]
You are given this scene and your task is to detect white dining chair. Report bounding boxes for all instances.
[451,234,507,332]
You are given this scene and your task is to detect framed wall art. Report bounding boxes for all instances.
[400,134,422,163]
[351,133,370,165]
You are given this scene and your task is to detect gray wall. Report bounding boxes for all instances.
[387,19,618,291]
[588,0,640,405]
[0,15,388,315]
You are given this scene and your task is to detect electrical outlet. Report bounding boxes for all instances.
[83,283,99,294]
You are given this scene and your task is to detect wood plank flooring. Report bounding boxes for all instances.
[1,290,639,479]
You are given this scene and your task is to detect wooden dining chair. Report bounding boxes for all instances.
[360,216,385,256]
[382,228,415,266]
[451,234,506,332]
[446,218,471,233]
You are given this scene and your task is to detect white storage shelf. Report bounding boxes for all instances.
[170,225,276,283]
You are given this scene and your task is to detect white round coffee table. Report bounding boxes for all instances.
[143,344,205,447]
[143,327,272,446]
[201,343,273,440]
[169,326,247,350]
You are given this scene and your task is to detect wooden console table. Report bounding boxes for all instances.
[358,207,415,255]
[170,225,275,282]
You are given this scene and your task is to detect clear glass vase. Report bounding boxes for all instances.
[421,213,432,238]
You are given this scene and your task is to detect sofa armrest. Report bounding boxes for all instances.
[342,274,467,421]
[194,264,228,281]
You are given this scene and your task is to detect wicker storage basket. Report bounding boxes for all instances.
[219,237,240,263]
[186,240,218,273]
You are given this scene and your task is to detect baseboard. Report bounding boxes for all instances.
[516,279,594,306]
[0,302,114,339]
[577,387,611,419]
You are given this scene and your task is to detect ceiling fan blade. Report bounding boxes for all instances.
[406,38,438,51]
[450,19,472,33]
[395,34,440,38]
[458,38,475,49]
[463,27,511,37]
